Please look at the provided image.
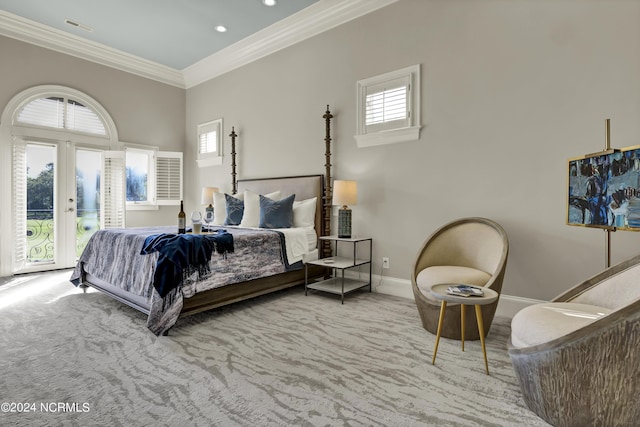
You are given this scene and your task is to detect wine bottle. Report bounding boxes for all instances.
[178,200,186,234]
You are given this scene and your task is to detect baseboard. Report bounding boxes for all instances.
[372,273,413,299]
[365,273,545,319]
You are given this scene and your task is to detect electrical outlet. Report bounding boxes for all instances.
[382,257,390,269]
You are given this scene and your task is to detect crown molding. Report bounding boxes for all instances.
[0,10,185,88]
[0,0,399,90]
[182,0,400,89]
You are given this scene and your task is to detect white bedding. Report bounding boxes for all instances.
[277,226,316,264]
[228,225,317,265]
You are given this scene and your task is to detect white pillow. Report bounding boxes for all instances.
[213,192,243,226]
[292,197,317,228]
[239,190,281,228]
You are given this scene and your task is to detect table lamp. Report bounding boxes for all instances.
[201,186,218,227]
[332,180,357,238]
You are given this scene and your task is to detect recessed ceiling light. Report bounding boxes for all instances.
[263,0,277,6]
[215,25,227,33]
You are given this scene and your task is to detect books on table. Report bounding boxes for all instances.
[446,284,484,297]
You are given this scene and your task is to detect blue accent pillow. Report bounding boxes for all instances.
[259,193,295,228]
[224,193,244,225]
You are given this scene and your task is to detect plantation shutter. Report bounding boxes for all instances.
[16,96,107,136]
[13,141,27,271]
[156,151,182,205]
[16,97,64,129]
[198,127,217,155]
[196,119,223,167]
[102,151,125,228]
[364,76,410,134]
[66,99,106,135]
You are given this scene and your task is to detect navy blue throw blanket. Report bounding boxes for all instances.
[140,230,234,298]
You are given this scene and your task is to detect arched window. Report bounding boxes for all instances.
[8,85,117,142]
[16,96,107,136]
[0,85,181,276]
[0,86,121,274]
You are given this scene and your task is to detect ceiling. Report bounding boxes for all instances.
[0,0,398,87]
[0,0,319,70]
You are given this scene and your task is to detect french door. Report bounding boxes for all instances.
[14,139,103,273]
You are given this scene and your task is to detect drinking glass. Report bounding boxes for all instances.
[191,211,202,234]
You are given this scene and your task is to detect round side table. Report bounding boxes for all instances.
[429,283,499,375]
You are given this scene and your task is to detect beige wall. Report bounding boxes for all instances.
[0,36,186,228]
[186,0,640,301]
[0,35,186,275]
[2,0,638,300]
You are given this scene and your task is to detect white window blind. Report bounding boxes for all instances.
[196,119,223,167]
[16,96,107,136]
[156,151,183,205]
[13,141,27,271]
[102,151,126,228]
[199,131,217,155]
[16,97,64,129]
[66,99,106,135]
[365,78,409,132]
[355,64,421,148]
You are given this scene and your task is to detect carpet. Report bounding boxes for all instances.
[0,270,548,426]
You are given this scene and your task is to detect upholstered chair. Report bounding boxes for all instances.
[411,217,509,340]
[508,253,640,427]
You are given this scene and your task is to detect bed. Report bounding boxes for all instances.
[70,107,335,335]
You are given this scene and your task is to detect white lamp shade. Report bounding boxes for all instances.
[332,180,357,206]
[201,186,219,205]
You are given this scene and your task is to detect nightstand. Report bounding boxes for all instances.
[305,236,372,303]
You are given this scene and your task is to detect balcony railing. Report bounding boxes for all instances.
[26,208,100,263]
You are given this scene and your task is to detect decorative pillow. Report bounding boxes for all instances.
[292,197,317,228]
[259,193,295,229]
[213,192,243,225]
[224,194,245,225]
[240,190,281,228]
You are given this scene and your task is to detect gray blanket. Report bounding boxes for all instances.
[70,226,297,334]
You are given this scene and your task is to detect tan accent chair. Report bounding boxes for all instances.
[508,254,640,427]
[411,217,509,340]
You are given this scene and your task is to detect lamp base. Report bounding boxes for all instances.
[205,205,214,230]
[338,207,352,239]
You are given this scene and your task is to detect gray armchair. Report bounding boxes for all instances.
[508,253,640,427]
[411,217,509,340]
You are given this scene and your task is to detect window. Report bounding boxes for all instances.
[365,84,407,129]
[197,118,223,167]
[125,147,152,204]
[16,96,107,136]
[2,85,185,276]
[121,145,183,210]
[355,64,421,148]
